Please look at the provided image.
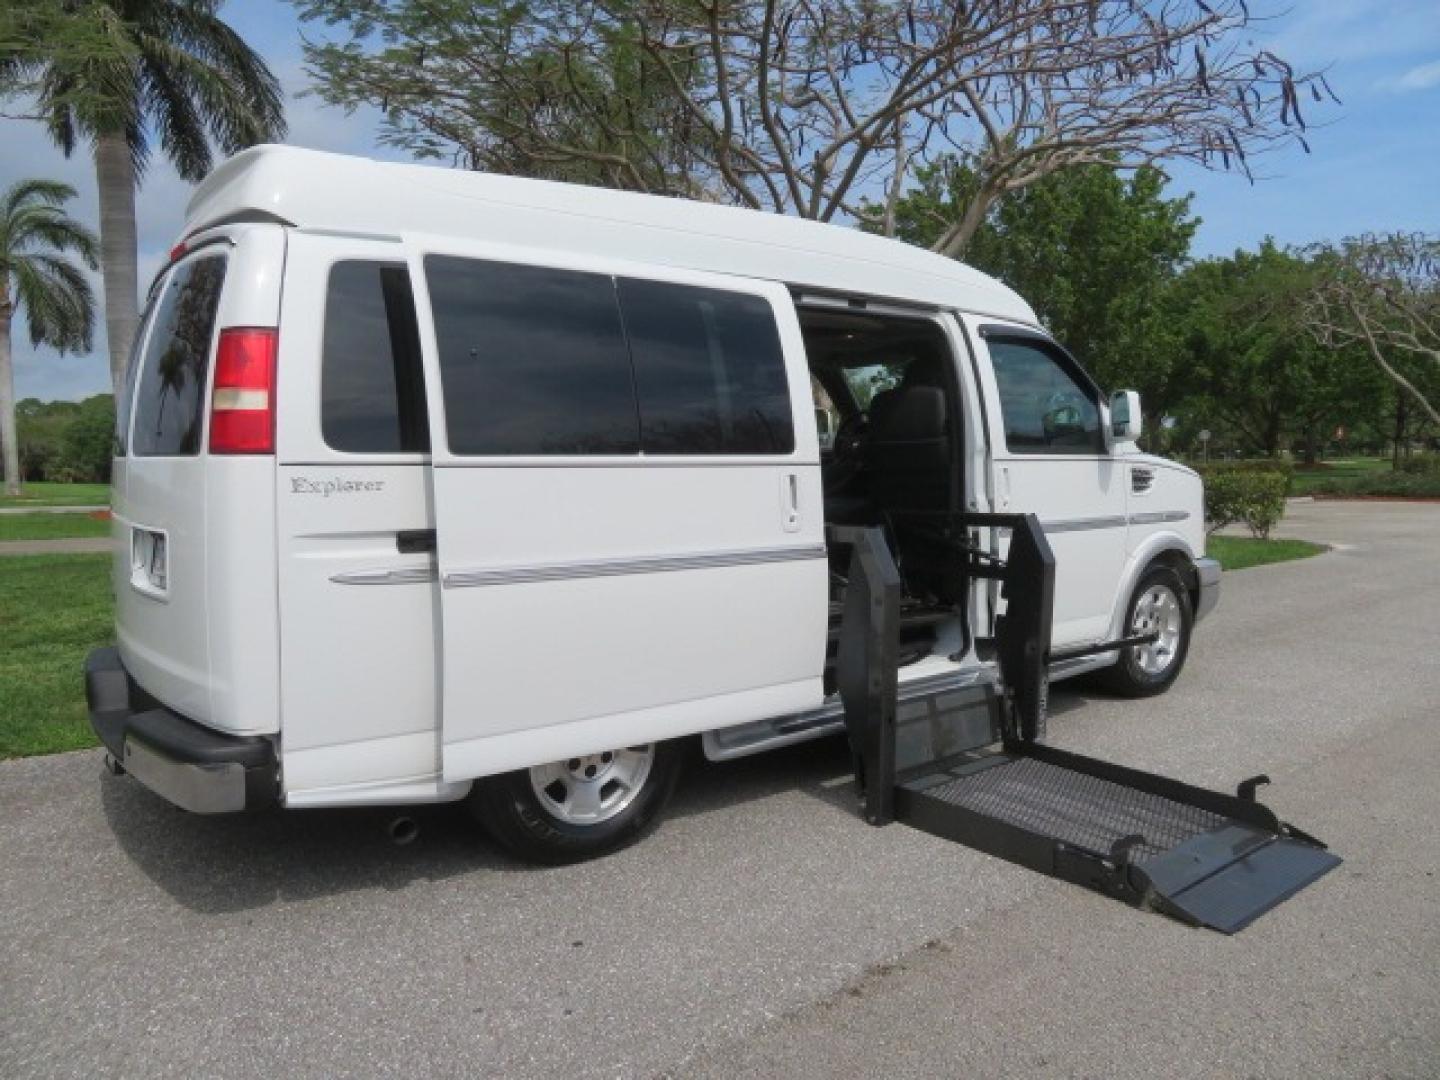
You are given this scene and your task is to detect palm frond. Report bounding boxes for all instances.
[9,208,101,270]
[18,0,285,178]
[10,253,97,354]
[2,179,79,219]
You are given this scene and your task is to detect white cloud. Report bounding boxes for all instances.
[1390,58,1440,92]
[1263,0,1440,69]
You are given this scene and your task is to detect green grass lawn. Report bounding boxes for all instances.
[0,482,110,508]
[0,512,112,542]
[1207,535,1327,571]
[0,555,112,758]
[1291,458,1440,498]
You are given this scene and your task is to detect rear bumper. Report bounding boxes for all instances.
[86,647,277,813]
[1194,556,1221,623]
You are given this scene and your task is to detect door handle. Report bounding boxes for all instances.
[780,472,801,533]
[999,466,1012,509]
[396,529,436,554]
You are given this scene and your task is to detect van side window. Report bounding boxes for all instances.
[425,256,639,455]
[114,288,162,456]
[617,278,794,455]
[988,338,1103,455]
[321,261,430,453]
[131,253,228,457]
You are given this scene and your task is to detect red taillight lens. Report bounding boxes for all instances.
[209,327,278,454]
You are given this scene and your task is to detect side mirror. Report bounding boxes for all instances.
[1110,390,1142,443]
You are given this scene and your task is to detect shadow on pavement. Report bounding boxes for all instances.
[99,684,1099,916]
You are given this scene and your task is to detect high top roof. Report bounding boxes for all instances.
[186,145,1036,325]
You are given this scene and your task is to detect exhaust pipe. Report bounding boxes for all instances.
[386,815,420,846]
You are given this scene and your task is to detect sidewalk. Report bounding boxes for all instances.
[0,537,111,556]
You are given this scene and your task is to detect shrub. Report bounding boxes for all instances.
[1398,454,1440,476]
[1197,463,1289,539]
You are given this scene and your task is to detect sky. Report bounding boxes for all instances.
[3,0,1438,402]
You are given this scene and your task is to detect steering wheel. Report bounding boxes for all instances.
[1042,390,1088,445]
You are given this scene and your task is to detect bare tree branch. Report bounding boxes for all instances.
[1300,233,1440,426]
[294,0,1331,253]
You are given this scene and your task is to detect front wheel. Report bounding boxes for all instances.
[467,741,684,864]
[1100,565,1193,697]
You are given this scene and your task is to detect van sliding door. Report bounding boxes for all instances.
[413,252,827,781]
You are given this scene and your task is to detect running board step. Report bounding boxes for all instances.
[897,743,1339,934]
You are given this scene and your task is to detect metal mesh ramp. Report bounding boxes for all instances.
[898,747,1342,933]
[920,756,1228,863]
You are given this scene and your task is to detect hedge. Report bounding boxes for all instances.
[1196,462,1290,539]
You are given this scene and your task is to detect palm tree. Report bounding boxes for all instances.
[5,1,285,398]
[0,179,99,497]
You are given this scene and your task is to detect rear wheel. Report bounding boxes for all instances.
[1100,565,1193,697]
[467,741,684,864]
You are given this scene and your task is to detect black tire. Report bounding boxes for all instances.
[467,740,684,864]
[1099,564,1194,698]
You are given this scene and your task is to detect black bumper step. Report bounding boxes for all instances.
[85,646,278,812]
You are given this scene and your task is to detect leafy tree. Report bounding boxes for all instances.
[296,0,1328,255]
[0,179,98,496]
[1174,243,1384,460]
[13,394,116,483]
[63,393,116,481]
[880,159,1197,438]
[3,0,285,398]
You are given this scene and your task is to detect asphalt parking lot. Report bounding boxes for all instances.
[2,500,1437,1079]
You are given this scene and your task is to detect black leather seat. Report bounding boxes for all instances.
[863,363,956,601]
[865,383,951,517]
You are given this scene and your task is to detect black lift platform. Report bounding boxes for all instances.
[829,517,1338,934]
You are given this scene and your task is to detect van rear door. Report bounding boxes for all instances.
[272,232,443,800]
[114,228,284,735]
[412,250,828,781]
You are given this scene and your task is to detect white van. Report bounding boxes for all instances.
[87,145,1219,863]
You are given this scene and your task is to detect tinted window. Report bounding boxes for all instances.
[426,256,639,455]
[131,254,227,456]
[321,262,430,453]
[988,338,1103,455]
[114,289,161,456]
[619,279,793,454]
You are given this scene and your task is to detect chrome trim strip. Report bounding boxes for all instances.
[443,544,828,589]
[1040,510,1189,534]
[1042,515,1128,534]
[1128,510,1190,525]
[331,566,438,586]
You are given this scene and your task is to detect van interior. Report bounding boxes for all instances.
[797,305,970,686]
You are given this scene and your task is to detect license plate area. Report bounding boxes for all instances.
[130,525,169,599]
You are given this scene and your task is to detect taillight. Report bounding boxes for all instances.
[210,327,278,454]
